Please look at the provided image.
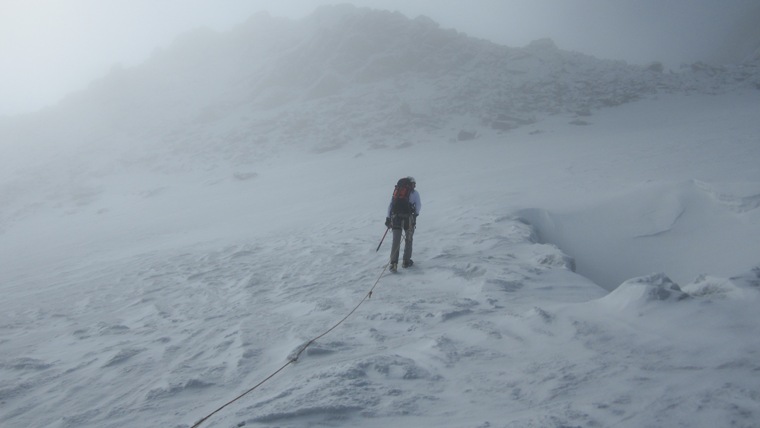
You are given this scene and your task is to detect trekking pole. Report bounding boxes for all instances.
[376,227,390,252]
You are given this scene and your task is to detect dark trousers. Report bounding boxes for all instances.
[390,214,415,265]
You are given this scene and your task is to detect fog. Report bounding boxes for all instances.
[2,2,760,426]
[1,0,758,117]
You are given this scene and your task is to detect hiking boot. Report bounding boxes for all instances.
[402,259,414,268]
[389,263,398,272]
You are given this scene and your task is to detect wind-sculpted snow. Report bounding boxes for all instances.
[682,271,760,300]
[518,178,760,291]
[0,212,597,427]
[1,5,760,428]
[2,180,759,427]
[597,273,690,312]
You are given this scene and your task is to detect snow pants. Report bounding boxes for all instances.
[390,214,415,265]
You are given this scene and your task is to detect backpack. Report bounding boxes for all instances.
[391,177,414,215]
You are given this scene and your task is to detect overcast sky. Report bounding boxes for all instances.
[0,0,756,117]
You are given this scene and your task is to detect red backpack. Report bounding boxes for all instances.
[391,177,414,215]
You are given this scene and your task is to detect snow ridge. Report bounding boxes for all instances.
[3,5,759,157]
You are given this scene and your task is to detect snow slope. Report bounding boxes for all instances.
[2,91,760,428]
[2,5,760,428]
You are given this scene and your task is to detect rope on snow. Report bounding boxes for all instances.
[190,262,390,428]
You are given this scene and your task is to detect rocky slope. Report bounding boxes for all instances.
[1,4,759,231]
[3,5,759,154]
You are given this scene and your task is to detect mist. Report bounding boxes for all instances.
[1,3,760,427]
[1,0,759,117]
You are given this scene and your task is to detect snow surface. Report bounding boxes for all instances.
[2,6,760,428]
[2,91,760,428]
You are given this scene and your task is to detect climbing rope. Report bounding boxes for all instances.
[190,262,390,428]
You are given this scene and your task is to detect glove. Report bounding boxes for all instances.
[385,217,391,228]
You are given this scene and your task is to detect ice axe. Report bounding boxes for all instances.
[376,227,390,252]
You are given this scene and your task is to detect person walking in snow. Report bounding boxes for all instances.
[385,176,421,272]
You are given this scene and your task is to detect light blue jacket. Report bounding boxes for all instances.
[387,190,421,217]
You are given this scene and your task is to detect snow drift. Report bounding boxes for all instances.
[1,5,760,428]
